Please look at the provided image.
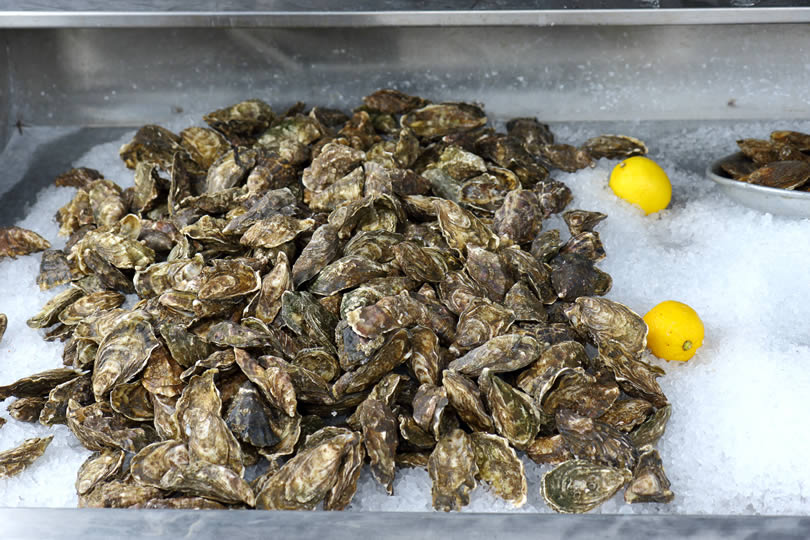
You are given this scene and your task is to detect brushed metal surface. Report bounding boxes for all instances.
[2,8,810,28]
[5,23,810,133]
[1,508,810,540]
[1,1,801,11]
[0,34,9,153]
[1,2,810,28]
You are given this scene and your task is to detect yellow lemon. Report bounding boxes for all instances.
[609,156,672,215]
[643,301,704,362]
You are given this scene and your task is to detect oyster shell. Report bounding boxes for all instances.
[470,432,527,507]
[479,369,545,450]
[624,448,674,504]
[428,429,478,511]
[556,408,638,470]
[76,449,126,496]
[402,103,487,139]
[92,310,159,400]
[442,370,493,432]
[582,135,647,160]
[255,427,362,510]
[449,334,545,377]
[739,160,810,190]
[0,226,51,259]
[0,436,53,479]
[37,250,73,290]
[8,397,47,423]
[542,459,632,513]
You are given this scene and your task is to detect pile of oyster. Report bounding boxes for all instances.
[720,131,810,190]
[0,89,673,512]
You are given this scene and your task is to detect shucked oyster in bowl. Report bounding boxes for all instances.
[707,131,810,218]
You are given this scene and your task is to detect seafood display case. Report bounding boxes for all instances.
[2,1,810,539]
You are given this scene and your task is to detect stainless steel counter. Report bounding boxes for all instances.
[2,508,810,540]
[1,4,809,538]
[3,1,810,27]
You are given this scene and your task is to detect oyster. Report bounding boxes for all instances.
[293,348,340,383]
[737,138,807,165]
[309,256,391,296]
[492,189,543,244]
[442,370,493,432]
[0,368,82,401]
[0,226,50,259]
[76,449,126,496]
[479,369,545,450]
[718,152,758,180]
[470,432,527,507]
[203,99,275,143]
[598,398,654,433]
[537,144,593,172]
[409,326,443,386]
[739,160,810,190]
[598,342,667,408]
[542,459,631,513]
[240,216,315,249]
[549,254,612,301]
[771,130,810,151]
[402,103,487,139]
[119,125,183,170]
[37,250,73,290]
[428,429,479,511]
[225,382,281,449]
[59,291,126,326]
[173,370,244,474]
[255,427,363,510]
[412,383,455,439]
[363,88,427,114]
[92,310,159,400]
[506,117,555,148]
[110,381,154,421]
[234,349,297,418]
[539,368,620,418]
[624,448,674,504]
[8,397,47,423]
[66,400,156,453]
[629,403,672,448]
[55,167,103,189]
[526,434,572,465]
[332,329,411,398]
[556,408,638,470]
[451,299,516,353]
[449,334,544,377]
[39,373,93,426]
[79,480,162,508]
[434,200,499,254]
[0,436,53,479]
[563,210,607,236]
[162,461,256,506]
[582,135,647,160]
[355,398,398,494]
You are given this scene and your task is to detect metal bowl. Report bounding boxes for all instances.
[706,152,810,218]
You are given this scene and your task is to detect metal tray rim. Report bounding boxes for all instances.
[4,7,810,28]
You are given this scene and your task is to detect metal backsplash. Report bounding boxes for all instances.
[0,34,9,151]
[4,23,810,136]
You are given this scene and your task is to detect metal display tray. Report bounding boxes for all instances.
[1,3,810,538]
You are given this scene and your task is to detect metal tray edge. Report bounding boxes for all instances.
[3,8,810,28]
